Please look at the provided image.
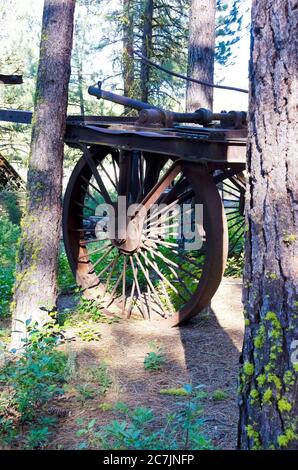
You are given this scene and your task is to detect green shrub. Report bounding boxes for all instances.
[144,342,166,372]
[0,217,20,318]
[0,326,69,447]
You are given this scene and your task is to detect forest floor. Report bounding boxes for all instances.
[42,277,244,450]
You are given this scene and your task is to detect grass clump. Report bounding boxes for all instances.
[212,390,229,401]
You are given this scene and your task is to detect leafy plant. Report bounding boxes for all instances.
[225,252,244,277]
[76,385,211,450]
[75,383,96,404]
[58,247,76,292]
[0,326,69,447]
[144,343,166,372]
[87,363,112,395]
[77,324,101,342]
[24,425,52,449]
[61,297,120,327]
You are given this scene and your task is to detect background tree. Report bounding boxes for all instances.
[186,0,216,111]
[239,0,298,450]
[11,0,76,350]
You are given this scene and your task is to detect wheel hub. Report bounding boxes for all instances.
[112,216,143,254]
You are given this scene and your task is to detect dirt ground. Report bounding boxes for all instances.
[46,276,244,450]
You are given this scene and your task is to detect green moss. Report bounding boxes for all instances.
[254,324,266,349]
[243,362,254,376]
[263,388,273,404]
[283,371,295,387]
[249,389,259,404]
[266,272,278,280]
[283,234,296,245]
[293,364,298,373]
[277,428,298,448]
[256,374,266,387]
[265,311,281,329]
[267,374,282,391]
[277,398,292,412]
[246,425,261,449]
[245,319,250,327]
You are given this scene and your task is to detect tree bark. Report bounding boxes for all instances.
[140,0,153,103]
[238,0,298,450]
[186,0,216,111]
[11,0,75,350]
[123,0,134,105]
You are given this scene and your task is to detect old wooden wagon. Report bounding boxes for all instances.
[0,83,247,325]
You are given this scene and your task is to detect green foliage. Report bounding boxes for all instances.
[144,343,166,372]
[212,389,229,401]
[99,402,113,412]
[76,385,211,450]
[61,297,120,327]
[0,327,69,447]
[24,425,52,449]
[58,248,76,292]
[87,363,112,396]
[75,383,96,404]
[0,192,23,225]
[216,0,244,66]
[0,217,20,318]
[224,252,244,277]
[77,324,101,342]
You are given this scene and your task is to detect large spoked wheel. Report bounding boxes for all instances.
[63,146,228,326]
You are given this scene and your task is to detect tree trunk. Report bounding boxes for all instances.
[238,0,298,450]
[186,0,216,111]
[123,0,134,105]
[140,0,153,103]
[11,0,75,350]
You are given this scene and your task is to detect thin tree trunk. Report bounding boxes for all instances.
[186,0,216,111]
[238,0,298,450]
[77,59,85,117]
[11,0,75,350]
[140,0,153,103]
[123,0,134,105]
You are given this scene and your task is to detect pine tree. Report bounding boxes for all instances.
[238,0,298,450]
[11,0,76,350]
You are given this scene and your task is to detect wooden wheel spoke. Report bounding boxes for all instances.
[129,256,147,319]
[139,250,187,302]
[134,253,167,317]
[83,148,113,205]
[103,254,120,295]
[78,243,112,261]
[87,245,114,274]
